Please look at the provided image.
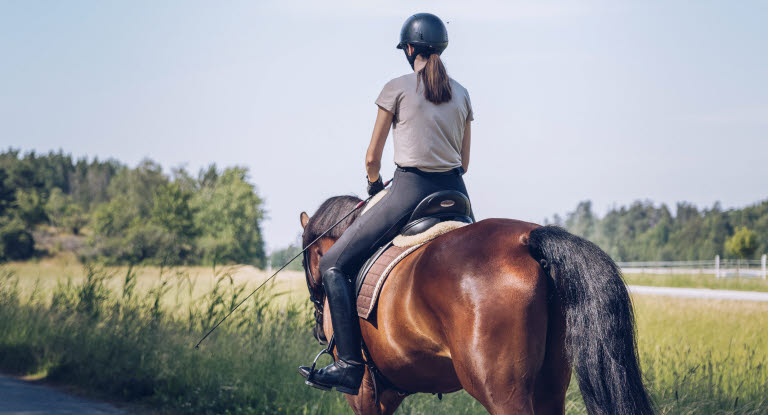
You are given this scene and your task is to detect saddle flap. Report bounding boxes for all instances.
[355,243,425,320]
[355,241,393,298]
[355,221,471,320]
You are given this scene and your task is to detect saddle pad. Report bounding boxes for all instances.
[357,242,426,319]
[392,220,469,248]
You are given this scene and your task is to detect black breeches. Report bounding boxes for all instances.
[318,166,470,277]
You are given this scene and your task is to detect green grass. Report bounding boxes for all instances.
[0,264,766,414]
[635,296,768,414]
[623,273,768,292]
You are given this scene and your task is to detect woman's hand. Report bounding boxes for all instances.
[366,175,384,196]
[366,107,394,181]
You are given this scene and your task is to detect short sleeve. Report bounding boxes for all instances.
[375,79,401,116]
[465,89,474,122]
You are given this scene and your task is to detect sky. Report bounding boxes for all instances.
[1,1,767,251]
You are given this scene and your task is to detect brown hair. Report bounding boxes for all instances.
[417,53,452,104]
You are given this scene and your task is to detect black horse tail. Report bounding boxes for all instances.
[527,225,654,415]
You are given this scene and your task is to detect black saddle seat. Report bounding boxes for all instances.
[400,190,473,236]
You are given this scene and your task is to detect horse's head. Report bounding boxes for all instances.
[299,195,363,344]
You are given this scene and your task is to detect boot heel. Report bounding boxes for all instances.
[335,385,360,395]
[305,380,333,391]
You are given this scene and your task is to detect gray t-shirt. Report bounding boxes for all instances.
[375,73,473,172]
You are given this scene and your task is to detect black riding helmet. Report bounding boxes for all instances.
[396,13,448,69]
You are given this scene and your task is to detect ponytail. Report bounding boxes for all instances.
[417,53,452,104]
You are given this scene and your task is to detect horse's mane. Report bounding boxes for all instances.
[302,195,363,248]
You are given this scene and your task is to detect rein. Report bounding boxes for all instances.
[302,248,327,336]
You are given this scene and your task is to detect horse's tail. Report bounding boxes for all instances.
[527,225,654,415]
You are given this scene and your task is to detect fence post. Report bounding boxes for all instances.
[715,255,720,279]
[762,254,767,280]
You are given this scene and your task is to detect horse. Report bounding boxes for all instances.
[299,195,654,415]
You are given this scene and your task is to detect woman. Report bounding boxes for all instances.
[300,12,474,395]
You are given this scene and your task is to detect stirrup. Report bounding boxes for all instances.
[305,334,335,386]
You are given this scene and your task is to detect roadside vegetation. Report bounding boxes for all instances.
[1,264,766,415]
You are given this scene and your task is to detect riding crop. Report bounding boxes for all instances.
[194,179,392,349]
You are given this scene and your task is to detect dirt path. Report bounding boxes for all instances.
[628,285,768,301]
[0,375,132,415]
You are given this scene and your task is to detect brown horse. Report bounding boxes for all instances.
[299,196,654,415]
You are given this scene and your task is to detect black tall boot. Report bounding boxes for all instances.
[298,268,365,395]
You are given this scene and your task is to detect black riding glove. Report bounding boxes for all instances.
[366,175,384,197]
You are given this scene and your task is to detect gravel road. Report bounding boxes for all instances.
[628,285,768,302]
[0,375,131,415]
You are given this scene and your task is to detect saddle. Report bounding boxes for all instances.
[354,190,473,319]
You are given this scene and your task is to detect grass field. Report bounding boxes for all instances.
[5,257,310,307]
[0,261,766,414]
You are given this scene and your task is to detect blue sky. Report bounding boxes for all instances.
[2,1,766,251]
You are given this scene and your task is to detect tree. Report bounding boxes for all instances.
[0,216,34,261]
[269,243,304,271]
[192,167,266,267]
[68,157,119,211]
[46,188,87,234]
[0,168,14,216]
[150,182,198,263]
[14,188,47,226]
[565,201,596,240]
[725,227,758,259]
[88,159,172,264]
[106,159,167,218]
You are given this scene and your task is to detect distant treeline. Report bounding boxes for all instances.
[0,149,266,266]
[2,149,766,265]
[550,199,768,261]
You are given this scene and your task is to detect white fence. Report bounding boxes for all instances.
[618,254,767,279]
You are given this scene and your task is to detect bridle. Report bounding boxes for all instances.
[302,246,326,331]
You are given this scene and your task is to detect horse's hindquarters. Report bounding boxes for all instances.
[361,219,570,414]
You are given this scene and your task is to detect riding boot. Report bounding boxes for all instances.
[298,268,365,395]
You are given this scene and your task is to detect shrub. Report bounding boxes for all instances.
[0,217,34,261]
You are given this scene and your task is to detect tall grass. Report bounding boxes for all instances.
[0,265,766,414]
[635,296,768,414]
[0,265,351,414]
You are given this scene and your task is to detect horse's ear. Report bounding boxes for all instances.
[300,211,310,229]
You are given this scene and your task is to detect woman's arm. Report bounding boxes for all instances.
[365,107,394,181]
[460,121,471,173]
